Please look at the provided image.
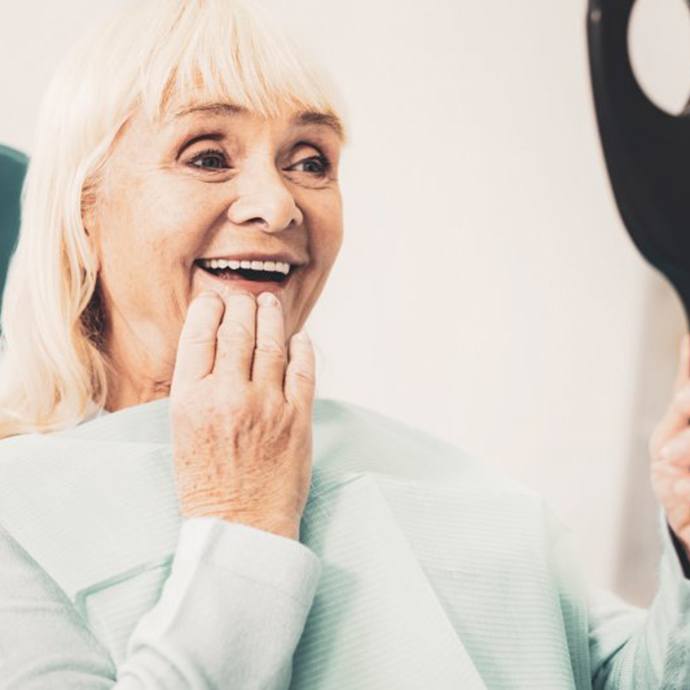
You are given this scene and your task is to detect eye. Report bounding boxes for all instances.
[289,154,331,177]
[187,148,230,171]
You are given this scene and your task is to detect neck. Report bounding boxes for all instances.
[103,321,176,413]
[105,378,171,413]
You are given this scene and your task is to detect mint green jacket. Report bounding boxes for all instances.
[0,396,687,689]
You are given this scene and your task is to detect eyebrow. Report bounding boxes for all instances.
[173,103,345,141]
[292,111,345,141]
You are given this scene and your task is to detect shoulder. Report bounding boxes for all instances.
[311,399,567,574]
[0,431,57,464]
[0,430,92,468]
[312,397,533,495]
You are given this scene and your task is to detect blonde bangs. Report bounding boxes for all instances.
[136,0,347,137]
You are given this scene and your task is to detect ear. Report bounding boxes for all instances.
[81,196,96,238]
[80,213,101,275]
[80,178,103,271]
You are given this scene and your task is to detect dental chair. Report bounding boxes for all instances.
[0,145,27,299]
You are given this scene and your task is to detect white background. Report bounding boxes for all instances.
[1,0,689,604]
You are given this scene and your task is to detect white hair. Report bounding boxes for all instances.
[0,0,348,437]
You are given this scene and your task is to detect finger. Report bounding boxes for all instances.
[171,292,225,393]
[650,460,687,504]
[653,387,690,460]
[673,476,690,496]
[651,389,690,457]
[284,330,315,407]
[656,426,690,468]
[251,292,287,390]
[650,335,690,457]
[213,291,257,383]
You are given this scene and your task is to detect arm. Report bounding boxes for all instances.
[588,333,690,687]
[0,517,320,690]
[588,510,690,689]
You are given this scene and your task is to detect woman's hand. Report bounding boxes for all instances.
[650,334,690,555]
[169,289,315,541]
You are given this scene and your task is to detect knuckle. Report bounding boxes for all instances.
[255,336,287,358]
[291,366,316,386]
[220,319,254,343]
[215,393,248,420]
[194,293,223,313]
[284,403,309,429]
[181,299,222,336]
[179,330,216,347]
[261,392,286,417]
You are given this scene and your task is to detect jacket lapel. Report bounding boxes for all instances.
[0,435,180,599]
[293,471,488,690]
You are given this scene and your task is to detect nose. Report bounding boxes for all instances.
[226,165,304,233]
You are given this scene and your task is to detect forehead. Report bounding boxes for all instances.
[166,102,345,141]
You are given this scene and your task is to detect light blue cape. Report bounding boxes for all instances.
[0,396,683,689]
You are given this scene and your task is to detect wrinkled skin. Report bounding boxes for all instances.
[84,103,344,537]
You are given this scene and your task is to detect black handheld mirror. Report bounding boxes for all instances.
[587,0,690,322]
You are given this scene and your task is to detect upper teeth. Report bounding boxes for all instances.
[199,259,291,274]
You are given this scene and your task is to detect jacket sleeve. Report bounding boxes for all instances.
[588,509,690,689]
[0,517,321,690]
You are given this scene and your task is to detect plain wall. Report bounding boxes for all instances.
[1,0,688,604]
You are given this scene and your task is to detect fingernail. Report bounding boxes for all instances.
[258,291,278,307]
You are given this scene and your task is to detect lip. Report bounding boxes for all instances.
[195,252,307,266]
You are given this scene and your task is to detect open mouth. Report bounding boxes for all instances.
[194,259,295,284]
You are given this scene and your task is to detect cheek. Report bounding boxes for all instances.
[99,177,218,276]
[95,196,214,327]
[305,195,343,263]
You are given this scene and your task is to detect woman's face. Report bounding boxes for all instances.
[86,101,343,396]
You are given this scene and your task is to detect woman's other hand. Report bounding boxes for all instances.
[650,333,690,555]
[169,290,315,541]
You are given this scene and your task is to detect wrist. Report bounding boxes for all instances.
[220,513,301,541]
[180,503,301,540]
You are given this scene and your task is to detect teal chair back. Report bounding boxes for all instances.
[0,144,28,300]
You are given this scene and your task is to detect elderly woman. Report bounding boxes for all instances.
[1,1,690,688]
